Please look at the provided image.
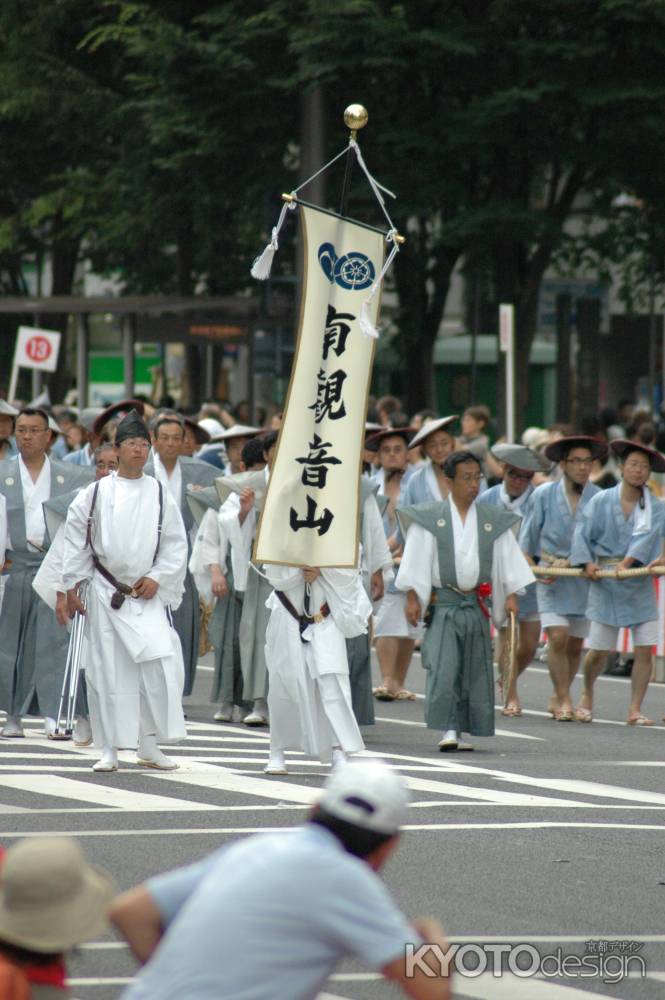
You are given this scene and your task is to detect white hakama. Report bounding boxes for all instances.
[62,474,188,749]
[264,566,370,762]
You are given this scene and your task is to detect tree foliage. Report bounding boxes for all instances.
[3,1,665,419]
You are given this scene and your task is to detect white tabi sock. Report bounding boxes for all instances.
[93,747,118,772]
[442,730,457,743]
[137,733,178,770]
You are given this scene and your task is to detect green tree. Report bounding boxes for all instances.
[290,0,665,426]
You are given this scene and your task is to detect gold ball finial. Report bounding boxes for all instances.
[344,104,368,134]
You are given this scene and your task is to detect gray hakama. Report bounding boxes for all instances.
[0,459,92,719]
[238,568,271,701]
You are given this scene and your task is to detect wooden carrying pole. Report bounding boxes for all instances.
[532,564,665,579]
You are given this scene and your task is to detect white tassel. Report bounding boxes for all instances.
[359,299,379,339]
[250,243,276,280]
[250,199,296,281]
[358,235,401,339]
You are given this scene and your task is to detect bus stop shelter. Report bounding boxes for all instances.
[0,294,291,406]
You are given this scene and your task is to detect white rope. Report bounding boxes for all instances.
[250,136,401,305]
[291,145,350,197]
[349,138,398,233]
[358,232,400,339]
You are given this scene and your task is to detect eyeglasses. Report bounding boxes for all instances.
[565,457,593,467]
[15,427,49,436]
[506,469,534,480]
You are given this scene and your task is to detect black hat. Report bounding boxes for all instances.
[114,410,151,446]
[92,399,146,437]
[183,417,210,445]
[544,435,608,463]
[611,438,665,474]
[365,427,415,452]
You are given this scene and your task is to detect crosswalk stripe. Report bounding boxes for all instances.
[0,774,223,811]
[376,716,546,741]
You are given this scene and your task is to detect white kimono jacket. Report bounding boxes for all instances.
[62,473,188,748]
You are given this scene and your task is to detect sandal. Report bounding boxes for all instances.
[553,708,573,722]
[501,704,522,717]
[394,689,416,701]
[627,714,654,726]
[373,686,396,702]
[574,707,593,723]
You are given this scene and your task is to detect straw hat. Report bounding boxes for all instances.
[490,443,552,473]
[610,439,665,474]
[0,837,114,953]
[408,415,459,451]
[544,435,608,463]
[364,427,415,452]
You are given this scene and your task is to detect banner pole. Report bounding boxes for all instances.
[339,104,368,217]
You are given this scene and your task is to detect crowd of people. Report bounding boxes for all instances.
[1,387,665,996]
[1,392,665,764]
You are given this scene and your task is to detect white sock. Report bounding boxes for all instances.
[442,729,457,742]
[93,747,118,771]
[253,698,268,716]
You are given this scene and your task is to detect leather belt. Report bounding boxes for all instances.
[275,590,330,640]
[92,556,138,610]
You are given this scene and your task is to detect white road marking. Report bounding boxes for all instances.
[6,820,665,838]
[376,716,545,741]
[152,766,319,804]
[447,972,623,999]
[0,774,222,811]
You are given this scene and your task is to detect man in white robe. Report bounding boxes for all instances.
[263,564,371,774]
[62,411,188,772]
[396,451,534,751]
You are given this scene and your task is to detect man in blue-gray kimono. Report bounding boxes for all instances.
[571,439,665,726]
[520,435,608,721]
[396,451,534,752]
[0,407,93,738]
[480,443,550,717]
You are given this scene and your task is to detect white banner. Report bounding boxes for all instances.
[13,326,61,372]
[255,204,384,567]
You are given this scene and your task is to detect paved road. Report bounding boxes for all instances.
[2,650,665,999]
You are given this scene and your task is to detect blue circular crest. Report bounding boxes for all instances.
[318,242,375,290]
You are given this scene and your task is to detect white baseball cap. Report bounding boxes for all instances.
[317,758,410,835]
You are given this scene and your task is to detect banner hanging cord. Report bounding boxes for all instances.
[251,138,400,284]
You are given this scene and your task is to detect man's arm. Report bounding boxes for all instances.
[108,886,165,965]
[381,918,451,1000]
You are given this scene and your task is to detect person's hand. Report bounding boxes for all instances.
[370,569,385,602]
[615,557,634,576]
[55,591,69,626]
[303,566,321,583]
[504,593,518,618]
[66,586,86,618]
[210,565,228,598]
[405,590,421,627]
[133,577,159,600]
[239,488,255,515]
[188,483,203,492]
[585,561,600,580]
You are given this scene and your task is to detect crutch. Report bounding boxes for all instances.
[50,582,88,741]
